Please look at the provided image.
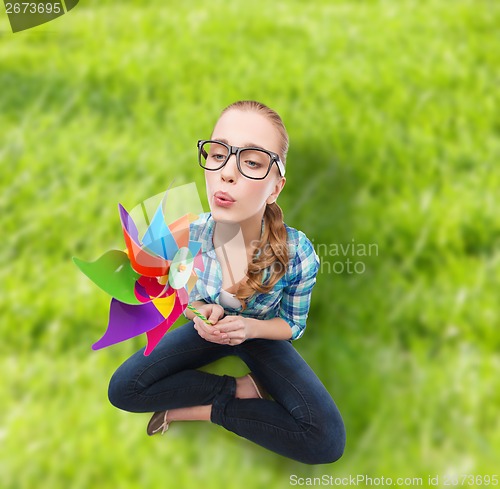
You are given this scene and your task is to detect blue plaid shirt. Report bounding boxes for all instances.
[188,213,319,340]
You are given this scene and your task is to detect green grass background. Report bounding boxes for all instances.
[1,0,499,488]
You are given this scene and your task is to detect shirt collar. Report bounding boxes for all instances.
[205,213,265,258]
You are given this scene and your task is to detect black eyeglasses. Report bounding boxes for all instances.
[197,140,286,180]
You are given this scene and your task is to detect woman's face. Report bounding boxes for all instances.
[204,109,286,224]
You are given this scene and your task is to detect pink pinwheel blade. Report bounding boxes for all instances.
[176,285,189,304]
[134,281,152,303]
[194,250,204,272]
[138,275,174,298]
[92,298,165,350]
[143,287,189,356]
[134,277,175,303]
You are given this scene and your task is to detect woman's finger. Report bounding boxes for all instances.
[217,321,244,333]
[194,317,215,335]
[194,317,228,342]
[207,305,225,324]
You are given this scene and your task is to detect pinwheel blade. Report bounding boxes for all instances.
[118,203,141,245]
[144,288,188,356]
[152,292,176,318]
[169,213,200,230]
[187,240,202,258]
[186,272,198,293]
[141,201,180,260]
[72,251,142,305]
[92,298,166,350]
[176,285,189,305]
[193,250,205,272]
[170,214,190,249]
[119,204,170,277]
[134,279,173,303]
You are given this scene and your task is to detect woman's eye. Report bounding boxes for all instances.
[211,154,226,161]
[244,160,261,168]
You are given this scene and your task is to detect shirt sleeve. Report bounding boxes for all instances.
[278,233,320,340]
[183,284,206,319]
[183,213,210,316]
[188,282,204,303]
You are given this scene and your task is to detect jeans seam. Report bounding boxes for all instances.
[133,383,215,401]
[223,406,311,435]
[235,345,314,435]
[270,369,314,434]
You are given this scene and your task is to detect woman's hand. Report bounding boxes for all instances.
[193,310,294,343]
[196,303,225,325]
[193,309,251,346]
[213,315,252,346]
[192,303,228,344]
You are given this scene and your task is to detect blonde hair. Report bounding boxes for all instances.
[216,100,290,309]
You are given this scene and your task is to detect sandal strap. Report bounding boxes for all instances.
[151,410,170,435]
[247,374,264,399]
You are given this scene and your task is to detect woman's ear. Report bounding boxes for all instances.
[266,177,286,205]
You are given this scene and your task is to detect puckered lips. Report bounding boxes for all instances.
[214,191,236,208]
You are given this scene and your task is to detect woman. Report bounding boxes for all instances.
[108,100,346,464]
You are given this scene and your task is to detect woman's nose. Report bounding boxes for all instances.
[220,154,238,182]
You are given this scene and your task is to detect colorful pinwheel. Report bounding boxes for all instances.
[73,187,204,356]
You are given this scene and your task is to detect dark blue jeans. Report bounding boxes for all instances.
[108,321,346,464]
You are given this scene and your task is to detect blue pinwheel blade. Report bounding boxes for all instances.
[187,240,202,257]
[142,201,179,260]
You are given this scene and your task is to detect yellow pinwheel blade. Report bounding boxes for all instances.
[152,293,176,318]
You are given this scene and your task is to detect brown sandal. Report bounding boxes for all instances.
[247,373,271,400]
[147,410,170,436]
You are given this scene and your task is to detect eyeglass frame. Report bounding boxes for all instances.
[197,139,286,180]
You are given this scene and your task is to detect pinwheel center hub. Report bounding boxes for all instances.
[168,247,194,290]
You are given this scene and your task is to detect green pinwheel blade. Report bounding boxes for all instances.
[73,250,142,305]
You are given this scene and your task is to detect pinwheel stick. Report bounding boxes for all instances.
[186,304,212,325]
